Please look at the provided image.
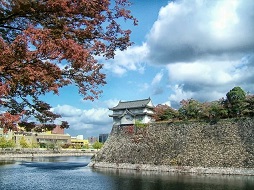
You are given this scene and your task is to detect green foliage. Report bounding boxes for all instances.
[47,143,55,150]
[179,99,202,120]
[6,139,15,148]
[72,144,82,149]
[135,120,148,128]
[92,141,103,150]
[39,143,47,148]
[31,141,39,148]
[0,137,7,149]
[19,136,29,148]
[153,104,179,121]
[226,87,246,104]
[226,87,246,117]
[0,137,16,149]
[152,86,254,123]
[199,101,228,123]
[243,95,254,117]
[61,143,71,149]
[83,144,90,149]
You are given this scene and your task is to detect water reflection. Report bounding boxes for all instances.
[0,156,90,170]
[0,155,90,163]
[94,168,254,190]
[20,161,88,170]
[1,157,254,190]
[0,160,15,166]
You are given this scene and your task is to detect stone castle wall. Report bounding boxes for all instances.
[92,118,254,169]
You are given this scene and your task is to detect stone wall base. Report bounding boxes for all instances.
[89,161,254,176]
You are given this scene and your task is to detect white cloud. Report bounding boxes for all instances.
[138,83,149,93]
[167,60,244,86]
[103,99,120,108]
[51,105,82,117]
[151,71,163,86]
[167,84,229,108]
[165,58,253,107]
[139,0,254,106]
[146,0,254,64]
[51,104,112,134]
[137,70,165,95]
[102,43,148,76]
[168,85,194,107]
[94,0,254,109]
[80,108,110,125]
[161,101,171,107]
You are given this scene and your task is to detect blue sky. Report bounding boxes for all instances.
[44,0,254,138]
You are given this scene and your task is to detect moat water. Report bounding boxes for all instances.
[1,156,254,190]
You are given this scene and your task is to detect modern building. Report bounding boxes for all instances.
[71,135,89,147]
[14,132,35,147]
[109,98,154,126]
[5,125,71,148]
[99,133,109,143]
[36,133,71,145]
[13,131,71,147]
[0,128,14,140]
[88,136,98,144]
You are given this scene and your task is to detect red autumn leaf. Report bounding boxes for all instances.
[0,0,137,130]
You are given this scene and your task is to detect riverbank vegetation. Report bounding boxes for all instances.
[153,86,253,123]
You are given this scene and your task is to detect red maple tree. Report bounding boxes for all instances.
[0,0,137,131]
[0,112,20,133]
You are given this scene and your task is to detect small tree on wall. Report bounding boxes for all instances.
[244,95,254,117]
[135,120,148,128]
[153,104,179,121]
[179,99,202,120]
[226,86,246,117]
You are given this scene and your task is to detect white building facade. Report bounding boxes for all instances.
[109,98,154,126]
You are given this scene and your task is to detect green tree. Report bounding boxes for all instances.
[179,99,202,120]
[0,137,7,149]
[47,143,55,150]
[92,141,103,150]
[226,87,246,103]
[6,139,16,148]
[199,101,228,123]
[243,95,254,117]
[0,137,16,149]
[19,136,29,148]
[226,87,246,117]
[153,104,179,121]
[31,140,39,148]
[83,144,90,149]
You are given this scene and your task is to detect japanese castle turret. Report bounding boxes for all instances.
[109,98,154,126]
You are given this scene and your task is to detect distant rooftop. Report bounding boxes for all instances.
[109,98,153,110]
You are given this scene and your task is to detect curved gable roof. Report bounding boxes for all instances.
[109,98,153,110]
[118,109,135,118]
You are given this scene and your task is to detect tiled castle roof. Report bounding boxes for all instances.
[109,98,153,110]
